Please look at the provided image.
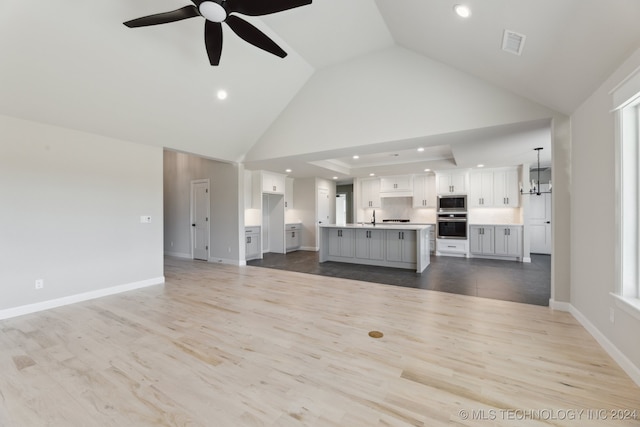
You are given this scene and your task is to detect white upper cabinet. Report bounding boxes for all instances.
[468,167,519,208]
[437,171,467,194]
[493,169,520,207]
[360,178,381,209]
[469,171,494,207]
[412,174,436,208]
[379,175,413,197]
[261,171,286,194]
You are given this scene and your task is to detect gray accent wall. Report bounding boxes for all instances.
[163,150,242,264]
[0,115,164,312]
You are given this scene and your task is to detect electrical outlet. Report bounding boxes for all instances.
[35,279,44,290]
[609,307,615,323]
[140,215,152,223]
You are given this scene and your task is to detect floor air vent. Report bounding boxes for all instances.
[502,29,526,56]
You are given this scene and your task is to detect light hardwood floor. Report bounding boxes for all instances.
[0,257,638,426]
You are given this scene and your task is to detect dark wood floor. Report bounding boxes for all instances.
[248,251,551,306]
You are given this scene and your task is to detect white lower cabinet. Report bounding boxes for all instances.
[385,230,417,263]
[245,226,261,260]
[285,223,301,252]
[494,226,522,257]
[328,228,354,258]
[469,226,495,255]
[469,224,522,260]
[355,229,385,260]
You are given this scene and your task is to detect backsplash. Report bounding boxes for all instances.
[365,197,437,223]
[363,197,522,224]
[467,208,522,224]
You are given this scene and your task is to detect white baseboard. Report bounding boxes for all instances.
[549,299,572,311]
[569,304,640,387]
[164,251,191,259]
[0,276,165,321]
[300,246,318,251]
[523,256,532,263]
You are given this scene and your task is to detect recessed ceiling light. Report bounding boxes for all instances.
[424,168,431,172]
[216,89,227,100]
[285,169,292,173]
[417,147,425,152]
[454,4,471,18]
[353,155,360,159]
[369,173,375,176]
[477,164,485,168]
[333,176,338,180]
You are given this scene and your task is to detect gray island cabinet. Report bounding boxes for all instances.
[319,224,431,273]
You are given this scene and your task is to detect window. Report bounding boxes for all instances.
[613,73,640,318]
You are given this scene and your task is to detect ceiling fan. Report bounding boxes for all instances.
[124,0,312,66]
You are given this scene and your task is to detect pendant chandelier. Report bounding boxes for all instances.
[521,147,551,196]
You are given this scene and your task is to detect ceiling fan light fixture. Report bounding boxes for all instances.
[199,1,227,23]
[454,4,471,18]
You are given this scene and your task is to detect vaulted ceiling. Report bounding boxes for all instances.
[1,0,639,178]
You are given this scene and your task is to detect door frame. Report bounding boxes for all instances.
[190,179,211,260]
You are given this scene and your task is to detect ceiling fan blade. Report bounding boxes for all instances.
[124,5,200,28]
[225,15,286,58]
[226,0,311,16]
[204,21,223,65]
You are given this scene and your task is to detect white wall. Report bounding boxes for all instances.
[0,115,164,315]
[163,151,242,264]
[571,47,640,381]
[246,46,557,162]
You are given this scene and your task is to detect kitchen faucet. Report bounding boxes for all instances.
[372,209,376,226]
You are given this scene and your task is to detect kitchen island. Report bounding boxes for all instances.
[319,224,431,273]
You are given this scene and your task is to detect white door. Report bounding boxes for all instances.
[191,180,210,261]
[318,188,330,225]
[528,184,552,254]
[317,187,331,249]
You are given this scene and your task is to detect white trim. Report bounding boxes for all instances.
[611,292,640,321]
[611,65,640,110]
[300,246,318,251]
[0,277,165,321]
[549,299,571,311]
[522,256,532,263]
[569,304,640,387]
[164,251,191,259]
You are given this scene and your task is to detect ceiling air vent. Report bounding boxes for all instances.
[502,29,526,56]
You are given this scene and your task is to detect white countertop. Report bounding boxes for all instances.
[321,223,431,231]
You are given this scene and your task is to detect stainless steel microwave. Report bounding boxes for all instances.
[437,195,467,212]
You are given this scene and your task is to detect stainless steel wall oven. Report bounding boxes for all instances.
[436,212,468,239]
